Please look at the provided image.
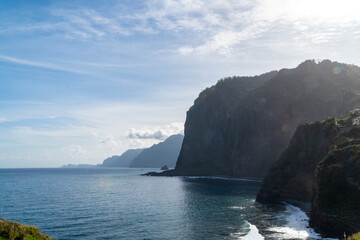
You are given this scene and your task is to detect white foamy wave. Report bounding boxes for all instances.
[268,204,337,240]
[230,206,245,210]
[184,176,262,182]
[240,221,265,240]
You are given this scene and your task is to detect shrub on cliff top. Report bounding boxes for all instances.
[0,219,52,240]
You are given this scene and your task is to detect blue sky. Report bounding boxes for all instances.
[1,0,360,167]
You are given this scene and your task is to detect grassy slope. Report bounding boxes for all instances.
[0,219,52,240]
[347,232,360,240]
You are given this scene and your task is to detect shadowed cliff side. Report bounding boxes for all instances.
[257,114,360,238]
[256,119,338,203]
[311,126,360,237]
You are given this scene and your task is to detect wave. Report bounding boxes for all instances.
[268,204,337,240]
[240,221,265,240]
[184,176,262,182]
[230,206,245,210]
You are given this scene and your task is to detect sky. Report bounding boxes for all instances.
[1,0,360,167]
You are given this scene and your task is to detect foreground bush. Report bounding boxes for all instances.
[0,218,52,240]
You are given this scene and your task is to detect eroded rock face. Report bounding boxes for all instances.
[175,60,360,178]
[257,117,360,238]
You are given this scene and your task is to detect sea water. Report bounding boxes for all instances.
[0,168,331,240]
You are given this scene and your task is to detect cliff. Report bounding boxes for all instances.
[173,60,360,178]
[311,126,360,237]
[0,218,51,240]
[257,113,360,237]
[256,119,338,203]
[130,134,183,168]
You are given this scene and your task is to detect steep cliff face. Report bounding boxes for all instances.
[311,127,360,237]
[256,119,338,203]
[175,71,278,176]
[257,115,360,237]
[175,60,360,178]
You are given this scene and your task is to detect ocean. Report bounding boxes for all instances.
[0,168,332,240]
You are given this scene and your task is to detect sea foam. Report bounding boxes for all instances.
[240,221,265,240]
[184,176,262,182]
[268,204,337,240]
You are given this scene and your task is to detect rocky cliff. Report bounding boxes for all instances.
[256,119,338,203]
[311,126,360,237]
[257,114,360,237]
[173,60,360,178]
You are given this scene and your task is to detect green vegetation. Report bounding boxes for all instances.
[345,232,360,240]
[0,219,52,240]
[314,125,360,230]
[335,111,360,128]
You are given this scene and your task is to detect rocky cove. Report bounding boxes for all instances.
[146,60,360,238]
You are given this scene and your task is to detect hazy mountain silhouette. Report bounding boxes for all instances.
[130,134,183,168]
[102,149,144,167]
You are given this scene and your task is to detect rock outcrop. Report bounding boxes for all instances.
[160,165,169,171]
[257,114,360,238]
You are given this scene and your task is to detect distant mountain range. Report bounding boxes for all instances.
[130,134,184,168]
[62,134,183,169]
[102,149,144,167]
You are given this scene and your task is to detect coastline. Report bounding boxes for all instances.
[142,170,263,182]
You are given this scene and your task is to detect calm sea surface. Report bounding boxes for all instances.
[0,168,328,240]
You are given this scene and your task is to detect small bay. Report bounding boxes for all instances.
[0,168,324,240]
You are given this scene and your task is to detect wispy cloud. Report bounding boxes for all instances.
[3,0,359,56]
[0,117,10,123]
[0,55,88,74]
[171,0,360,55]
[51,9,126,39]
[60,60,141,68]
